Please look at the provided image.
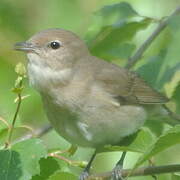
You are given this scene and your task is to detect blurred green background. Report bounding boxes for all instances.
[0,0,180,180]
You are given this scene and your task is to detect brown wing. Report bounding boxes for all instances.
[96,63,169,105]
[126,71,169,104]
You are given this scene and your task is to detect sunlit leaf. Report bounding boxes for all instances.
[134,125,180,168]
[15,63,26,77]
[172,174,180,180]
[103,128,155,153]
[164,71,180,98]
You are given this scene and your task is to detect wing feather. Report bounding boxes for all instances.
[96,63,168,105]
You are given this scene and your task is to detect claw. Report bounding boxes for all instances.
[79,171,89,180]
[79,150,97,180]
[111,164,124,180]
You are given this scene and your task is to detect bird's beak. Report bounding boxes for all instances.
[14,42,35,52]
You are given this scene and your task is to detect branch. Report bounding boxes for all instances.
[87,164,180,180]
[33,124,53,137]
[12,124,52,145]
[7,93,22,144]
[49,152,87,168]
[125,6,180,69]
[5,79,24,148]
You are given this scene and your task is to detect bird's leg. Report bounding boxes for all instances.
[79,150,97,180]
[111,151,126,180]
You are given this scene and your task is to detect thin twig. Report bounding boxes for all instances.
[5,93,22,148]
[125,6,180,69]
[12,124,52,144]
[49,153,73,164]
[87,164,180,179]
[49,152,87,168]
[34,124,52,137]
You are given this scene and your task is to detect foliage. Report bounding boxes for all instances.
[0,139,47,180]
[134,125,180,168]
[0,1,180,180]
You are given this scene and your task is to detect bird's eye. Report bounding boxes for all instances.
[50,41,61,49]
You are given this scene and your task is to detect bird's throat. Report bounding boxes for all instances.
[27,56,72,92]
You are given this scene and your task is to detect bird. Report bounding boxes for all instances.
[14,28,168,180]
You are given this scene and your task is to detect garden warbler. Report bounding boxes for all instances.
[15,28,168,180]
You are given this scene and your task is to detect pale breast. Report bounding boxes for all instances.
[27,53,72,91]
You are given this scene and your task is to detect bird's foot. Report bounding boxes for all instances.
[111,164,124,180]
[79,150,97,180]
[79,170,89,180]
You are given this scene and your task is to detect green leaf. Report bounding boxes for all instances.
[137,49,180,91]
[85,2,152,61]
[103,128,155,153]
[154,15,180,87]
[171,174,180,180]
[137,15,180,91]
[164,71,180,98]
[48,171,77,180]
[0,138,47,180]
[88,18,151,60]
[172,173,180,180]
[12,86,24,94]
[144,119,164,137]
[31,157,60,180]
[134,125,180,168]
[137,50,166,88]
[15,63,26,77]
[105,43,136,59]
[14,76,23,87]
[0,150,22,180]
[96,2,138,20]
[0,128,8,147]
[86,2,139,43]
[168,14,180,31]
